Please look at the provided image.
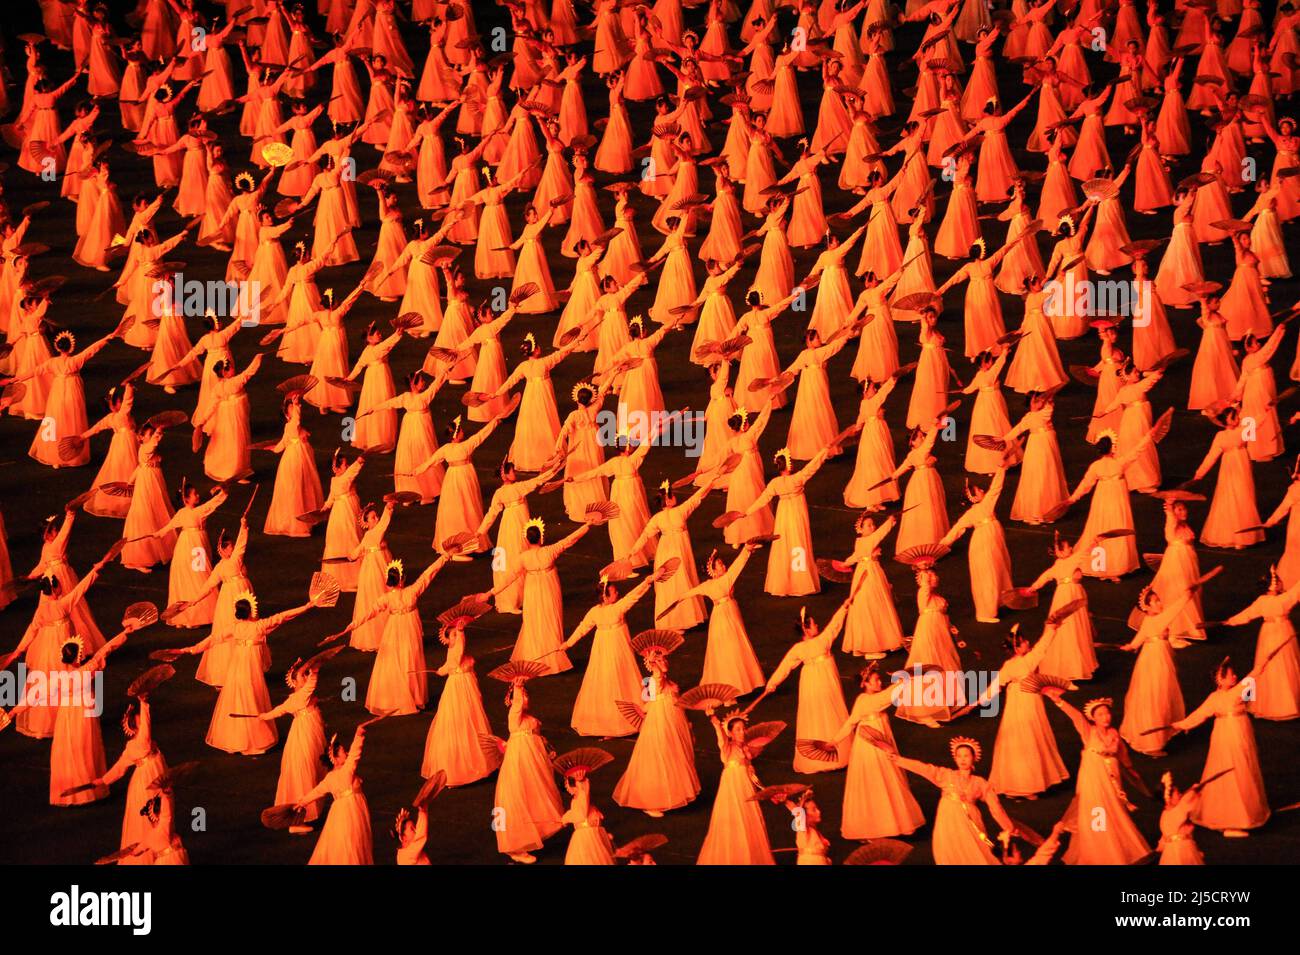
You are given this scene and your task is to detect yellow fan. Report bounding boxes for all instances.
[261,142,294,167]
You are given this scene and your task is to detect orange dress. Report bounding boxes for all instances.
[421,627,497,786]
[613,670,701,812]
[493,693,565,856]
[767,611,852,774]
[837,687,925,839]
[259,674,327,822]
[696,734,775,865]
[566,581,654,736]
[263,405,324,538]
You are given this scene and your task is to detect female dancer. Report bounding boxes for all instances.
[295,721,375,864]
[1189,405,1264,550]
[263,396,325,538]
[491,676,564,863]
[1061,418,1167,580]
[1119,584,1201,756]
[696,709,776,865]
[613,646,700,816]
[1219,567,1300,721]
[831,663,925,840]
[564,573,659,736]
[96,698,167,854]
[938,468,1013,623]
[179,589,327,755]
[414,413,504,554]
[339,556,452,716]
[560,764,617,865]
[1171,658,1272,837]
[421,617,497,787]
[762,601,853,773]
[480,517,594,675]
[977,622,1070,798]
[475,459,563,615]
[891,738,1016,864]
[258,661,327,827]
[626,477,716,629]
[1043,691,1153,864]
[665,543,765,693]
[80,385,140,518]
[737,444,832,596]
[148,483,226,628]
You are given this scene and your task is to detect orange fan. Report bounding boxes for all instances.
[615,834,668,858]
[146,410,189,430]
[1046,598,1087,626]
[999,587,1039,611]
[1019,673,1076,696]
[261,804,307,831]
[745,720,786,755]
[277,374,318,396]
[148,760,200,793]
[551,747,615,778]
[677,683,741,710]
[599,558,635,582]
[892,292,940,312]
[123,601,159,629]
[384,490,423,507]
[584,500,620,524]
[751,782,809,803]
[895,543,950,567]
[57,435,88,462]
[815,558,854,583]
[711,510,744,529]
[795,739,842,763]
[844,839,913,865]
[653,557,681,582]
[437,598,491,629]
[308,572,341,608]
[616,700,646,730]
[261,142,294,167]
[631,629,684,657]
[413,771,448,809]
[127,663,175,699]
[487,660,548,684]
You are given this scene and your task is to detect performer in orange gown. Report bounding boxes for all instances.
[490,678,564,863]
[891,738,1017,865]
[613,647,700,816]
[696,709,776,865]
[1043,692,1152,864]
[762,601,853,773]
[296,723,375,864]
[564,574,658,737]
[1170,658,1272,838]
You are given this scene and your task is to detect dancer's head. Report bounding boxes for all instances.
[1083,697,1113,728]
[949,737,980,769]
[859,662,883,692]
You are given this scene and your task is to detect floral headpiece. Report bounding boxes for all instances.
[1083,697,1113,721]
[63,633,86,666]
[235,590,259,619]
[949,736,981,762]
